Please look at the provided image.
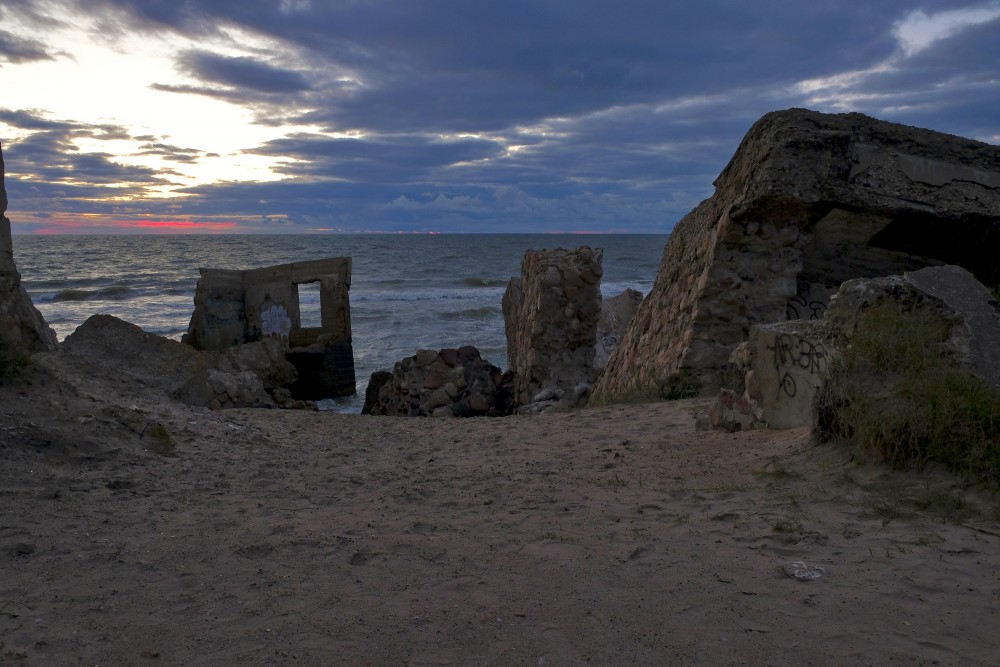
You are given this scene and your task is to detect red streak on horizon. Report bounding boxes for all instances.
[26,218,239,234]
[134,220,237,230]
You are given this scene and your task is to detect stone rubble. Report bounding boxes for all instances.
[362,346,515,417]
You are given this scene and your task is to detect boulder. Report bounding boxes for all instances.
[61,314,281,410]
[62,314,208,398]
[592,109,1000,404]
[0,142,57,354]
[709,320,835,431]
[362,347,515,417]
[502,247,603,407]
[824,265,1000,393]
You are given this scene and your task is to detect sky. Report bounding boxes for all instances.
[1,1,999,234]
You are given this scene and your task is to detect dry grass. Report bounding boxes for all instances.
[816,302,1000,489]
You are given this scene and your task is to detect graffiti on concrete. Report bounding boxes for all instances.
[768,333,828,400]
[786,295,828,321]
[261,301,291,343]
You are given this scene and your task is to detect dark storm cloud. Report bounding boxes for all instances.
[1,109,169,210]
[136,141,205,163]
[6,0,1000,232]
[175,50,313,94]
[9,130,168,185]
[0,29,56,64]
[248,133,505,182]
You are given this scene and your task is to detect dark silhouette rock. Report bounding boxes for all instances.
[0,142,57,353]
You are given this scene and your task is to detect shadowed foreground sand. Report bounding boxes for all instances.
[2,388,1000,665]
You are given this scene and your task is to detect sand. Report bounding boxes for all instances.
[2,356,1000,666]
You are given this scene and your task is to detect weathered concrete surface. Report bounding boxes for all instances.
[0,143,57,352]
[62,314,304,410]
[502,247,603,407]
[708,265,999,430]
[593,108,1000,404]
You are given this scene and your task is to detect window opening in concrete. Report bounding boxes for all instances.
[297,281,322,329]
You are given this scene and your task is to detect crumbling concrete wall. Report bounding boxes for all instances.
[185,257,352,351]
[0,142,57,352]
[502,247,603,407]
[592,108,1000,404]
[184,256,354,398]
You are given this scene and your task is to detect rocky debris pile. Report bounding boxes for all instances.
[707,265,1000,431]
[362,346,515,417]
[0,142,56,355]
[593,108,1000,405]
[502,246,603,410]
[62,314,309,410]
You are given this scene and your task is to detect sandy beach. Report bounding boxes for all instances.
[2,352,1000,666]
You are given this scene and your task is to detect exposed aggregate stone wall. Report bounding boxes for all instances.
[502,247,603,407]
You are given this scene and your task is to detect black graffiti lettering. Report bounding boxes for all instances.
[777,371,797,398]
[786,295,828,321]
[768,333,827,375]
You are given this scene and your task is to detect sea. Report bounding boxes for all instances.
[11,234,667,412]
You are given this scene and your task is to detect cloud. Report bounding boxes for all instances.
[175,50,313,93]
[135,141,206,163]
[3,0,999,234]
[892,2,1000,57]
[0,29,56,64]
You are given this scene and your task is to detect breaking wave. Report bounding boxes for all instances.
[45,285,135,302]
[459,277,508,288]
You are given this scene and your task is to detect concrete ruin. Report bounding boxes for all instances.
[592,108,1000,404]
[711,265,1000,431]
[0,142,57,354]
[502,247,604,408]
[183,257,355,398]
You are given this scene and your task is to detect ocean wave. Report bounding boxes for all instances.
[442,306,502,320]
[460,277,509,288]
[44,285,135,302]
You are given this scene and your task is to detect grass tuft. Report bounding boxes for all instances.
[658,371,699,400]
[816,302,1000,489]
